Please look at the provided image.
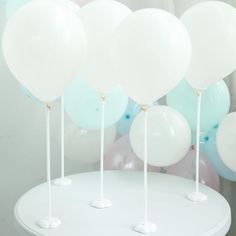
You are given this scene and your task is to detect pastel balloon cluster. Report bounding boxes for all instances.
[163,1,236,183]
[2,0,236,190]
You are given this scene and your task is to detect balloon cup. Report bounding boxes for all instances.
[133,222,157,234]
[37,217,61,229]
[90,199,112,209]
[187,192,208,202]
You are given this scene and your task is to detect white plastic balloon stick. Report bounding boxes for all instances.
[144,108,148,226]
[134,106,157,234]
[188,91,207,202]
[90,94,112,209]
[37,104,61,229]
[54,96,72,186]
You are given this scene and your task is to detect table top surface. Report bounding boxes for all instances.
[15,171,231,236]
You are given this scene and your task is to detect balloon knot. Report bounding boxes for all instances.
[100,93,106,101]
[141,105,148,111]
[46,103,51,110]
[195,89,201,97]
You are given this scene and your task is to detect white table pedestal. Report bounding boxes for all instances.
[14,171,231,236]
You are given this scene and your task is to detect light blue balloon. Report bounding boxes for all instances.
[166,79,230,132]
[6,0,32,19]
[203,128,236,182]
[116,99,141,136]
[64,77,128,130]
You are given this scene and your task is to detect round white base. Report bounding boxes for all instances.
[90,199,112,209]
[14,171,231,236]
[36,217,61,229]
[188,192,208,202]
[53,178,72,186]
[134,222,157,234]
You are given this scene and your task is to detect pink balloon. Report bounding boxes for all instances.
[105,135,160,172]
[166,145,220,192]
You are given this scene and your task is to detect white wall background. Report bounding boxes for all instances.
[0,0,236,235]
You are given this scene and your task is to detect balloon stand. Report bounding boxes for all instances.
[37,104,61,229]
[134,106,157,234]
[90,94,112,209]
[53,96,72,187]
[3,1,235,236]
[187,90,207,202]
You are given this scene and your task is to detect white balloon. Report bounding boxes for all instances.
[78,0,131,92]
[65,115,117,163]
[216,112,236,172]
[110,8,191,104]
[130,106,191,167]
[2,0,87,102]
[181,1,236,89]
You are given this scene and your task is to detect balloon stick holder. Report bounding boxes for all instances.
[53,96,71,187]
[134,222,157,235]
[134,105,157,234]
[37,217,61,229]
[90,93,112,209]
[187,90,207,203]
[37,104,61,229]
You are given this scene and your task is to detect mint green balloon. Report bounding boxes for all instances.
[166,79,230,131]
[64,77,128,130]
[6,0,32,19]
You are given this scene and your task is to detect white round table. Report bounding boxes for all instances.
[14,171,231,236]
